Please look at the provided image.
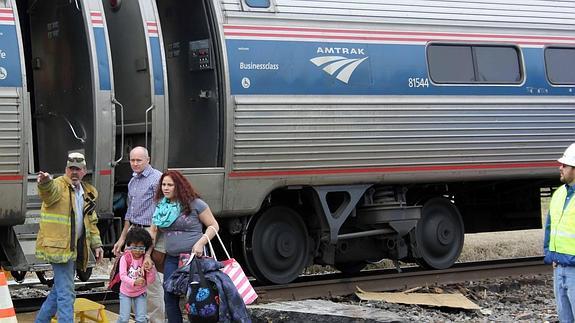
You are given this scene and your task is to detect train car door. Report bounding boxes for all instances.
[0,2,29,268]
[20,0,115,216]
[155,0,225,212]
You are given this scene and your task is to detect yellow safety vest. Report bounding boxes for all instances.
[549,185,575,255]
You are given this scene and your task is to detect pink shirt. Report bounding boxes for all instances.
[119,251,156,297]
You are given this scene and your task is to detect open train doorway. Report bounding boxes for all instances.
[103,0,168,180]
[156,0,224,169]
[102,0,169,245]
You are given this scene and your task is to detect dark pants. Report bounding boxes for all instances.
[164,254,182,323]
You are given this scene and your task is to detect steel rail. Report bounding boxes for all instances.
[10,277,116,313]
[254,257,550,303]
[13,290,118,313]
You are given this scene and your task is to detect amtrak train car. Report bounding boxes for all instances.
[0,0,574,285]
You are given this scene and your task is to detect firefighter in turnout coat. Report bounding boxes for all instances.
[34,152,104,323]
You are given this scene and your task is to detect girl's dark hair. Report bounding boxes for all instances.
[154,170,200,214]
[125,227,153,250]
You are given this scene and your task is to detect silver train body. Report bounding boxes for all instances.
[0,0,573,283]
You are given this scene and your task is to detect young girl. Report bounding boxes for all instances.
[118,227,156,323]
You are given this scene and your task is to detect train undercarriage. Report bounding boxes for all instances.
[230,179,547,284]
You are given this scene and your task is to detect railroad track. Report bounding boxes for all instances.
[13,291,118,313]
[254,257,550,302]
[12,279,119,313]
[12,257,549,312]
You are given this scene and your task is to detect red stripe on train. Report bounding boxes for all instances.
[223,32,563,46]
[223,25,575,41]
[0,175,23,181]
[228,161,559,178]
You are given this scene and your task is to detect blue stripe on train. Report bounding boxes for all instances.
[226,39,575,96]
[93,27,111,91]
[0,25,23,87]
[150,37,165,95]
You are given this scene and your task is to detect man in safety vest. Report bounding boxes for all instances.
[545,143,575,323]
[34,152,104,323]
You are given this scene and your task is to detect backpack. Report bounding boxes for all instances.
[108,253,131,293]
[185,257,219,323]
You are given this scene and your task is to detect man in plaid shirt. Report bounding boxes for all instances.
[113,146,165,322]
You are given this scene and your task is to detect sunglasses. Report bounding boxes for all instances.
[125,246,146,252]
[68,157,85,163]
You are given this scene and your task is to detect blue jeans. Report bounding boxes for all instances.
[119,292,147,323]
[555,265,575,323]
[164,254,183,323]
[35,260,76,323]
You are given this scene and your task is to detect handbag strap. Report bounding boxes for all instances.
[189,257,208,286]
[185,253,195,266]
[207,238,217,261]
[206,230,231,261]
[215,231,231,259]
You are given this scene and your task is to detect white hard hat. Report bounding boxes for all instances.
[558,143,575,167]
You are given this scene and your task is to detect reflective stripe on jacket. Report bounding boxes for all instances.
[35,176,102,270]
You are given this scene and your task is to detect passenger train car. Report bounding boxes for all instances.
[0,0,573,284]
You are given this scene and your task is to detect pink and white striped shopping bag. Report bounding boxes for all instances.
[221,258,258,305]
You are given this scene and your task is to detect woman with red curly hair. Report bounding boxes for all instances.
[149,170,219,323]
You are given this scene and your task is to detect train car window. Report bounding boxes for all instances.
[244,0,270,8]
[428,44,522,84]
[474,46,521,83]
[545,47,575,85]
[427,45,475,83]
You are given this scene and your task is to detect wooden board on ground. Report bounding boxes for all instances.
[356,287,480,310]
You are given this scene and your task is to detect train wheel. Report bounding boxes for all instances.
[76,267,92,282]
[36,271,54,287]
[243,206,309,284]
[415,198,464,269]
[10,271,26,283]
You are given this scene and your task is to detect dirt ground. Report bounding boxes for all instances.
[459,228,543,262]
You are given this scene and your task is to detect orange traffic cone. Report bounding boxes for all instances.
[0,271,17,322]
[0,268,12,280]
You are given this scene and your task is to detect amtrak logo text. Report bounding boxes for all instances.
[316,47,365,55]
